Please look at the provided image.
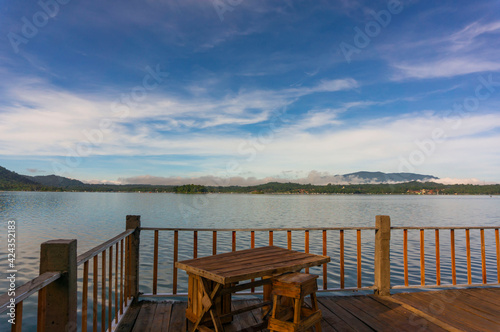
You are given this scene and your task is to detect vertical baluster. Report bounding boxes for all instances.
[450,230,456,285]
[357,229,361,288]
[108,247,112,332]
[322,230,327,290]
[93,255,98,332]
[481,229,487,284]
[12,302,22,332]
[420,229,425,286]
[37,287,46,332]
[115,242,118,324]
[340,230,344,289]
[193,231,198,259]
[120,239,124,314]
[496,229,500,283]
[153,230,159,295]
[232,231,236,251]
[251,231,255,293]
[404,229,408,286]
[287,230,292,249]
[101,250,106,332]
[128,235,132,300]
[435,229,440,286]
[213,231,217,255]
[269,231,273,246]
[466,229,471,284]
[82,261,89,332]
[305,230,310,273]
[173,230,178,294]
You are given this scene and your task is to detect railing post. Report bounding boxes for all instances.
[374,215,391,296]
[126,215,141,298]
[39,239,77,331]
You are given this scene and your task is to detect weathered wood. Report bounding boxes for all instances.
[435,229,440,286]
[357,229,361,288]
[466,229,471,284]
[269,230,273,246]
[340,230,344,289]
[232,231,236,252]
[120,238,124,314]
[481,229,486,284]
[115,242,119,324]
[131,302,157,332]
[0,271,60,313]
[213,231,217,255]
[173,230,178,295]
[11,302,22,332]
[177,246,330,284]
[116,288,500,332]
[82,261,89,332]
[141,226,378,231]
[76,229,134,266]
[322,230,327,290]
[126,215,141,299]
[305,230,309,274]
[374,215,391,296]
[39,239,77,332]
[109,247,113,331]
[115,299,141,332]
[287,230,292,249]
[497,229,500,283]
[153,230,158,294]
[451,229,456,285]
[193,231,198,259]
[420,229,425,286]
[102,250,106,332]
[93,256,98,332]
[37,287,46,332]
[251,231,255,292]
[404,229,408,286]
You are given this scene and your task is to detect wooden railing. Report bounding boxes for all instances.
[0,216,139,332]
[140,225,381,296]
[391,226,500,290]
[1,214,499,330]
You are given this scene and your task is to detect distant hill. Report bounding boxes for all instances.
[0,166,43,190]
[342,171,438,183]
[27,174,86,188]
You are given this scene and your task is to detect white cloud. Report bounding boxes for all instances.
[390,20,500,79]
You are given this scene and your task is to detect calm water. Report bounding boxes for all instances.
[1,192,499,330]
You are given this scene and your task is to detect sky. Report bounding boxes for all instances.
[1,0,500,185]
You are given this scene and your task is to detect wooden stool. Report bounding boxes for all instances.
[268,272,322,332]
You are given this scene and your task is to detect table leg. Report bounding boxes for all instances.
[190,279,223,332]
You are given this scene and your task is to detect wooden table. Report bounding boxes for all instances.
[176,246,330,332]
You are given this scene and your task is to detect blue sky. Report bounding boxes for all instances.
[1,0,500,185]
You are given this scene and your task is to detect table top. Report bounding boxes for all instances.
[176,246,330,284]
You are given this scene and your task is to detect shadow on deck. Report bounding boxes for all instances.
[116,287,500,332]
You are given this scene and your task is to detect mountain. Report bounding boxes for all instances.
[27,175,86,188]
[0,165,43,190]
[341,171,438,183]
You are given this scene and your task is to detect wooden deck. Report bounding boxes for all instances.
[116,287,500,332]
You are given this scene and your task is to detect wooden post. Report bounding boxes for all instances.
[126,215,141,298]
[39,239,77,332]
[374,215,391,296]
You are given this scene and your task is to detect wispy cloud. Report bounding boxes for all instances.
[390,20,500,79]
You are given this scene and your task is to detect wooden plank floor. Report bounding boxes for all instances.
[116,287,500,331]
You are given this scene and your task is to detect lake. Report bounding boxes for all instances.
[1,192,499,330]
